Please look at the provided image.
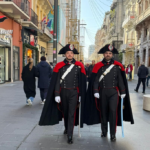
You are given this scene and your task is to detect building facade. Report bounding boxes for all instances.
[0,0,30,83]
[121,0,137,67]
[107,0,125,55]
[135,0,150,72]
[32,0,53,62]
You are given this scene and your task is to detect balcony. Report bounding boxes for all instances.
[121,41,135,50]
[38,21,53,42]
[122,12,136,28]
[0,0,30,21]
[22,8,38,29]
[37,0,53,14]
[136,6,150,26]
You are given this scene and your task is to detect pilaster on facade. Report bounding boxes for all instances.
[139,47,144,63]
[145,46,149,66]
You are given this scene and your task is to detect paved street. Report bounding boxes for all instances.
[0,79,150,150]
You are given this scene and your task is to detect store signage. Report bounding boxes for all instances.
[23,30,37,47]
[0,29,13,44]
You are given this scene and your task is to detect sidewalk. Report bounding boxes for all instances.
[0,81,150,150]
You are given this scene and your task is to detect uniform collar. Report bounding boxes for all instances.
[102,58,114,65]
[64,58,76,64]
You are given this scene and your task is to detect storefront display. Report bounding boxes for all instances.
[22,27,38,66]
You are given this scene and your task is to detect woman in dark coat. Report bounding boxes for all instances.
[22,58,37,106]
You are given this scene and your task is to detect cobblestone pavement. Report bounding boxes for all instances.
[0,80,150,150]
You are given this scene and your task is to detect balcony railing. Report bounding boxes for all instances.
[122,12,136,27]
[24,8,38,26]
[0,0,30,16]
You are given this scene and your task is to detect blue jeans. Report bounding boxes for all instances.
[26,97,34,103]
[147,76,150,86]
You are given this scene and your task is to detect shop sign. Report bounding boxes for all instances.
[23,30,37,47]
[0,29,13,44]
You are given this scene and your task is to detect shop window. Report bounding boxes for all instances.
[25,49,33,65]
[27,49,32,58]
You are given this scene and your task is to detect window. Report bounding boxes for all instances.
[145,0,148,9]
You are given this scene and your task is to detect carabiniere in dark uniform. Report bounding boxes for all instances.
[55,59,81,138]
[93,59,126,140]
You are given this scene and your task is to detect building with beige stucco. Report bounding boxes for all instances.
[121,0,137,67]
[134,0,150,73]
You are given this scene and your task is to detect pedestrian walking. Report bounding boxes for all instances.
[37,56,52,105]
[146,67,150,87]
[126,64,133,81]
[39,44,86,144]
[84,44,134,142]
[87,60,95,81]
[134,62,148,94]
[22,58,38,106]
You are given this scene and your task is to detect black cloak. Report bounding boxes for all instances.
[39,61,86,127]
[84,60,134,126]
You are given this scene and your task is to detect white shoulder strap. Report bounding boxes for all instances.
[60,64,75,83]
[99,64,115,82]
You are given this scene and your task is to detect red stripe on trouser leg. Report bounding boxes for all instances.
[115,94,119,133]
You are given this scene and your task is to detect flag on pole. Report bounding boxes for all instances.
[42,16,46,23]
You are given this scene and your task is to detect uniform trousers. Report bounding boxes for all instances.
[60,88,78,136]
[99,88,118,135]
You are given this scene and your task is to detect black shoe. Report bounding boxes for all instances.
[134,89,138,92]
[101,132,107,137]
[64,129,67,135]
[111,135,116,142]
[68,136,73,144]
[142,92,145,94]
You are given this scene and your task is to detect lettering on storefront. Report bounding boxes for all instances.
[0,29,13,44]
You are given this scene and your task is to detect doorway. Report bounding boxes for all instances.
[13,47,19,81]
[0,47,5,84]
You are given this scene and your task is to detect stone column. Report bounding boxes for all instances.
[139,46,144,64]
[145,46,149,67]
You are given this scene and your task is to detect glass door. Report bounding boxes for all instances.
[13,47,19,81]
[0,47,5,84]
